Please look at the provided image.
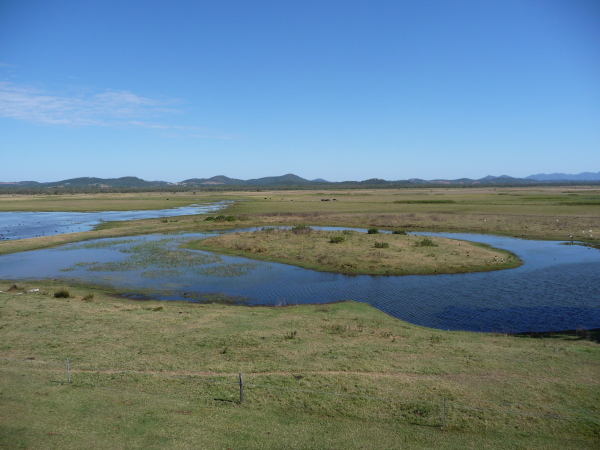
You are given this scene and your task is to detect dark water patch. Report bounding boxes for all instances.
[511,328,600,343]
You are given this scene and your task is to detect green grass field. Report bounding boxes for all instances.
[1,282,599,449]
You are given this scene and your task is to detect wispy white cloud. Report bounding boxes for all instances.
[190,134,235,139]
[0,81,234,138]
[0,81,176,126]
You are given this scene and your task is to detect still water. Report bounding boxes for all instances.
[1,226,598,333]
[0,202,229,241]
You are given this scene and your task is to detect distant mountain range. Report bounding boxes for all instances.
[0,172,598,190]
[525,172,600,181]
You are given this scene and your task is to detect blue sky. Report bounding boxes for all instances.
[0,0,598,182]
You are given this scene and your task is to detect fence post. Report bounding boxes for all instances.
[66,358,71,384]
[441,397,446,427]
[239,372,244,404]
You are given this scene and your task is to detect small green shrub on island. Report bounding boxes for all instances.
[374,241,389,248]
[414,237,438,247]
[392,229,407,235]
[367,228,379,234]
[330,236,345,244]
[54,288,71,298]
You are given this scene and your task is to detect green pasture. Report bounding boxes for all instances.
[1,282,599,449]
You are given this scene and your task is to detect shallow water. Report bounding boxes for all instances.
[1,227,598,333]
[0,202,229,241]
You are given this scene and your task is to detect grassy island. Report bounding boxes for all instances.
[185,226,521,275]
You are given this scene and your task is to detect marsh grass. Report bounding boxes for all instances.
[414,237,438,247]
[373,241,389,248]
[187,228,520,275]
[0,282,598,449]
[3,187,600,258]
[53,287,70,298]
[195,262,259,277]
[78,238,221,273]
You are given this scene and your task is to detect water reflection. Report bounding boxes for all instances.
[0,228,598,333]
[0,202,229,241]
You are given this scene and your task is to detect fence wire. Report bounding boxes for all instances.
[2,356,599,425]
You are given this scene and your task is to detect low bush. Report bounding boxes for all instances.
[285,330,298,339]
[414,237,438,247]
[330,236,345,244]
[53,288,71,298]
[291,225,312,234]
[392,229,407,235]
[367,228,379,234]
[374,241,389,248]
[82,293,94,302]
[207,215,237,222]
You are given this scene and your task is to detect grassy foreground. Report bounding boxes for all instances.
[1,281,599,449]
[188,227,520,275]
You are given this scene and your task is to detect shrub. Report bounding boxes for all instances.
[204,216,215,221]
[82,293,94,302]
[393,229,407,235]
[291,225,312,234]
[414,237,438,247]
[330,236,345,244]
[285,330,298,340]
[161,219,168,223]
[342,230,354,235]
[209,214,236,222]
[374,241,389,248]
[367,228,379,234]
[54,288,71,298]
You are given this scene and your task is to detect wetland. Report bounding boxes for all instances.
[1,187,599,449]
